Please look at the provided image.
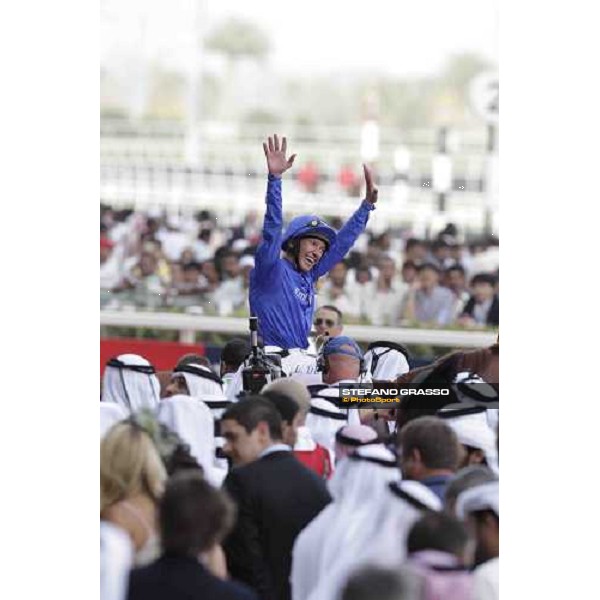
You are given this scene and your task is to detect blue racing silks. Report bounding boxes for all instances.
[249,175,374,349]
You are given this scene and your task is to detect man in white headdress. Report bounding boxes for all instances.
[101,354,161,414]
[157,394,223,486]
[305,478,441,600]
[100,402,128,438]
[305,397,349,467]
[165,363,231,475]
[444,465,498,516]
[437,405,499,474]
[452,371,499,433]
[333,423,378,463]
[363,341,411,381]
[456,481,499,600]
[165,362,223,397]
[291,444,399,600]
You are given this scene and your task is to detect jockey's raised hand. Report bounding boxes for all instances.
[363,164,379,205]
[263,134,297,177]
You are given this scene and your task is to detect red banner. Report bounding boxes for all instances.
[100,338,205,375]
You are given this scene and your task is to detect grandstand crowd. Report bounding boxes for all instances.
[101,136,499,600]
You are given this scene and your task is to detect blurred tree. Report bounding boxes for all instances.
[147,66,186,119]
[436,53,494,124]
[204,18,271,120]
[439,52,493,92]
[205,17,270,64]
[241,109,280,125]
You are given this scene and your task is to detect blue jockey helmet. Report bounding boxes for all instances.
[281,215,337,252]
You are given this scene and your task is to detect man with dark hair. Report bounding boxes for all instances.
[262,379,333,480]
[261,390,302,447]
[406,511,472,562]
[340,566,418,600]
[220,398,284,467]
[397,416,461,501]
[220,338,251,395]
[459,273,499,327]
[401,263,456,326]
[313,305,344,338]
[405,512,475,599]
[404,238,428,265]
[444,263,470,317]
[127,472,257,600]
[400,260,418,285]
[430,238,453,270]
[221,397,331,600]
[171,261,211,302]
[177,353,212,369]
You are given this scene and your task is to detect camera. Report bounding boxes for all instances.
[241,317,284,394]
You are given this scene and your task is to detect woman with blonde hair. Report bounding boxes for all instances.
[101,419,167,566]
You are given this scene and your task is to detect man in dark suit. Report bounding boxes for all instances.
[221,397,331,600]
[127,472,257,600]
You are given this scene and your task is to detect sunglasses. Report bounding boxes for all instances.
[314,318,336,327]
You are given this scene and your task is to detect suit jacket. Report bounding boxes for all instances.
[127,554,257,600]
[223,450,331,600]
[461,295,499,326]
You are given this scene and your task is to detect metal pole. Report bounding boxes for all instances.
[433,126,451,213]
[185,0,205,167]
[484,123,497,236]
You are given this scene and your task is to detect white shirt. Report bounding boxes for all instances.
[473,557,499,600]
[259,443,291,458]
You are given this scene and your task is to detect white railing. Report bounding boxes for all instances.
[100,310,497,348]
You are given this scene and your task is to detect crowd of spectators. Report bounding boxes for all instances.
[100,340,499,600]
[101,205,499,329]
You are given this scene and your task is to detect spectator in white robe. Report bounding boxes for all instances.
[305,398,348,467]
[100,402,128,439]
[437,406,499,474]
[305,479,441,600]
[157,394,222,486]
[456,481,499,600]
[165,363,224,398]
[164,363,230,476]
[333,424,378,463]
[291,445,398,600]
[444,466,498,516]
[363,341,411,381]
[101,354,161,414]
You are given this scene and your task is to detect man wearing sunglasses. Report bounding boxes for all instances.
[249,135,378,375]
[314,305,343,338]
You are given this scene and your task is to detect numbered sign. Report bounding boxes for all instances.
[469,72,499,124]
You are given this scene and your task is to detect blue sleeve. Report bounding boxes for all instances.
[254,175,283,278]
[314,200,374,278]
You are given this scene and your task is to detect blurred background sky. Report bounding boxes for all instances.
[101,0,497,77]
[101,0,497,125]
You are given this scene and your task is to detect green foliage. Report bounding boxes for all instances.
[205,18,271,62]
